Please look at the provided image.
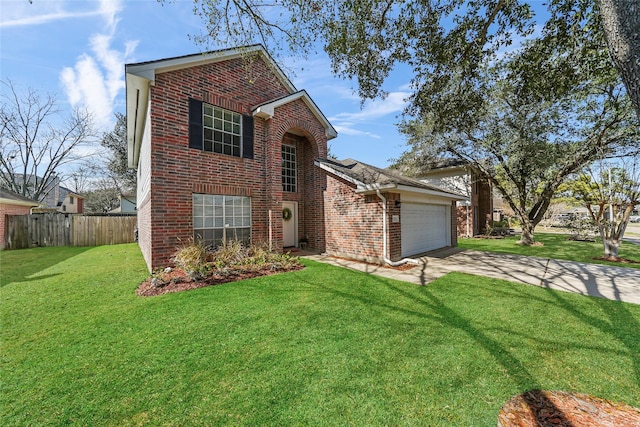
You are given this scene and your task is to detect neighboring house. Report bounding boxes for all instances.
[58,191,84,214]
[109,194,137,214]
[0,188,40,249]
[126,45,463,271]
[416,159,493,236]
[317,158,465,264]
[5,174,84,213]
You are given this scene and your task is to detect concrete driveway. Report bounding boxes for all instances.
[304,248,640,305]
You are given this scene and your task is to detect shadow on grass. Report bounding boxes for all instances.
[294,264,541,391]
[0,246,92,287]
[543,286,640,388]
[297,260,640,394]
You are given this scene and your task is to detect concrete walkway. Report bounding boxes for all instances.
[303,248,640,305]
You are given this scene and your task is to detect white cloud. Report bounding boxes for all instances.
[0,0,103,28]
[329,91,409,122]
[328,91,409,138]
[333,125,381,139]
[59,0,137,130]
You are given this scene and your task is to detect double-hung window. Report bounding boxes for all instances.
[193,194,251,248]
[203,105,242,156]
[189,98,254,159]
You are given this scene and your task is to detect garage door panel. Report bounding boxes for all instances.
[401,203,449,257]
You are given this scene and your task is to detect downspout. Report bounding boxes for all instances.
[375,189,420,267]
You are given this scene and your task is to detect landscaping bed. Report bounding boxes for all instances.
[136,240,304,296]
[137,263,304,296]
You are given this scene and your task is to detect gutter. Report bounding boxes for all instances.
[375,189,421,267]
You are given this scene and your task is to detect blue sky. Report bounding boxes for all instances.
[1,0,413,168]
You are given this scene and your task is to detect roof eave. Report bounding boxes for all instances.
[396,184,468,200]
[315,160,366,188]
[125,72,150,169]
[354,183,398,194]
[254,90,337,140]
[0,197,41,207]
[126,45,297,93]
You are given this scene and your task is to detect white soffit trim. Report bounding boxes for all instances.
[0,198,40,207]
[254,90,338,140]
[396,184,468,200]
[125,73,149,169]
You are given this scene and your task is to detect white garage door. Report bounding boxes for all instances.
[401,203,450,257]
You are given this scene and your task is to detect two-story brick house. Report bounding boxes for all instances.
[126,45,336,270]
[126,45,463,271]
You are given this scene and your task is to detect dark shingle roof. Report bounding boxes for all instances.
[0,188,40,205]
[316,158,465,198]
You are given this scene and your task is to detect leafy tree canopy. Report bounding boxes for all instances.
[393,31,639,244]
[175,0,640,120]
[101,112,136,194]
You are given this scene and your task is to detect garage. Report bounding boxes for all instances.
[401,203,451,257]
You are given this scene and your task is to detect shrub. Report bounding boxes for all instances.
[565,216,598,241]
[210,239,249,268]
[172,239,210,281]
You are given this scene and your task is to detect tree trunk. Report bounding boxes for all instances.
[602,237,621,258]
[519,219,536,245]
[597,0,640,121]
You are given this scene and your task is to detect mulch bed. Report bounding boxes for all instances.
[498,390,640,427]
[136,264,305,297]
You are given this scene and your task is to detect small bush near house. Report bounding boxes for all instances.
[172,238,210,280]
[137,240,303,296]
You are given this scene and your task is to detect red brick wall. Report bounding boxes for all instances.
[457,204,471,237]
[143,55,328,269]
[324,176,399,263]
[1,204,32,249]
[474,172,493,234]
[386,193,402,261]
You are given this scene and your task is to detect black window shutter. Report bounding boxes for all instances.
[188,98,203,150]
[242,115,254,159]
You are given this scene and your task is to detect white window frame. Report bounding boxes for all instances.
[193,194,251,247]
[282,144,297,192]
[203,104,242,157]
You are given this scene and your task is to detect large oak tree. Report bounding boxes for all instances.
[175,0,640,120]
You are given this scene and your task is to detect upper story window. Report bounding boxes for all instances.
[189,98,254,159]
[203,105,242,157]
[282,144,297,192]
[69,196,74,204]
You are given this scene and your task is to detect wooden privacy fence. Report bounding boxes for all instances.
[4,213,137,249]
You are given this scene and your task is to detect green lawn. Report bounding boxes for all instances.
[2,244,639,426]
[459,232,640,268]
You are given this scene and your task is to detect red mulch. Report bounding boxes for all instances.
[136,264,305,297]
[498,390,640,427]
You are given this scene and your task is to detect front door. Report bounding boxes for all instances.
[282,202,297,247]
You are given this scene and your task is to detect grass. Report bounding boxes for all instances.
[2,244,640,426]
[459,232,640,268]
